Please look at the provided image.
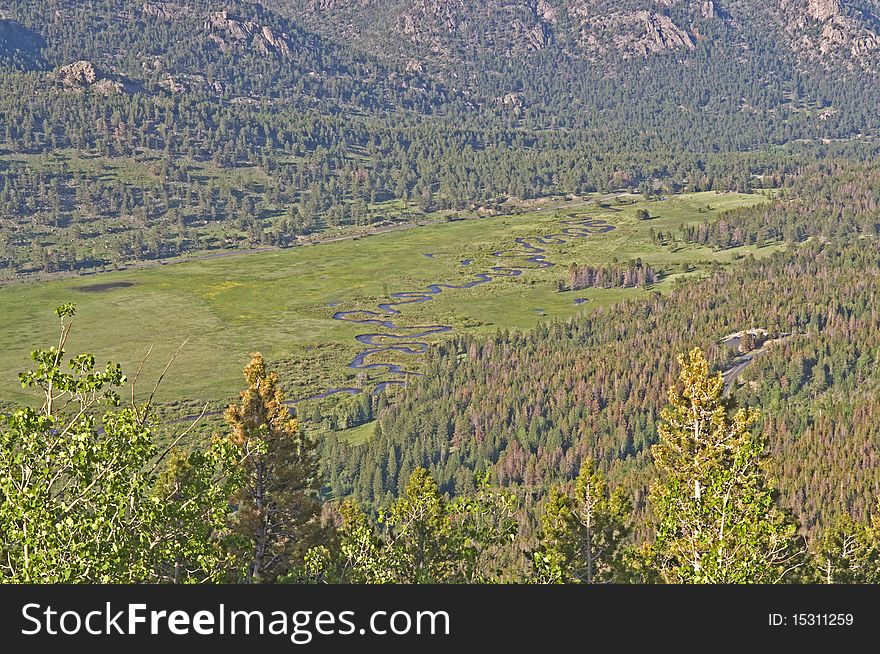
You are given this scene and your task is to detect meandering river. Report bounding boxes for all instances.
[302,216,616,401]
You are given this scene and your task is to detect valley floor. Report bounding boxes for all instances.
[0,191,771,409]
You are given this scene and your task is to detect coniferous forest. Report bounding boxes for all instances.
[1,0,880,276]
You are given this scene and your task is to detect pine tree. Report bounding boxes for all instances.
[650,348,803,583]
[226,353,322,583]
[533,460,631,583]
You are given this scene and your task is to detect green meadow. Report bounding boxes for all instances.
[0,191,773,406]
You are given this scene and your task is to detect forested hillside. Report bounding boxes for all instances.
[4,286,879,583]
[320,167,880,542]
[1,0,880,277]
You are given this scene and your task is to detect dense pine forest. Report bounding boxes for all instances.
[318,167,880,544]
[321,239,880,534]
[2,1,880,276]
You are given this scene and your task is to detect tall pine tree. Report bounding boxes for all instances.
[533,460,631,583]
[226,353,322,583]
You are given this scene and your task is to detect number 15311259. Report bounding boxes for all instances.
[769,613,854,627]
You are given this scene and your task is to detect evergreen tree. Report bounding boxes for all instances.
[226,353,322,583]
[649,348,803,583]
[533,460,631,583]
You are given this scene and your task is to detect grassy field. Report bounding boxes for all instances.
[328,421,377,445]
[0,191,773,406]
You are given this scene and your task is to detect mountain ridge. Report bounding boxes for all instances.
[272,0,880,70]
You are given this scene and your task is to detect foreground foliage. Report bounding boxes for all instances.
[649,349,803,583]
[0,305,241,582]
[3,307,880,583]
[532,460,632,583]
[226,353,323,583]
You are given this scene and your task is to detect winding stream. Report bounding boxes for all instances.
[304,216,616,401]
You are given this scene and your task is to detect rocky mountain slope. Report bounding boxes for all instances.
[0,0,447,110]
[275,0,880,70]
[0,0,877,112]
[0,0,879,281]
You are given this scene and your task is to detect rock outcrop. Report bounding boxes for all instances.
[702,0,718,19]
[570,8,695,58]
[158,74,187,94]
[396,1,554,55]
[820,16,880,56]
[57,60,98,86]
[203,10,294,58]
[259,25,292,57]
[91,78,127,95]
[141,2,189,21]
[536,0,557,24]
[780,0,880,65]
[641,12,695,53]
[295,1,709,61]
[156,72,227,95]
[398,0,466,40]
[54,60,128,94]
[308,0,373,9]
[286,0,877,69]
[808,0,841,21]
[495,92,526,113]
